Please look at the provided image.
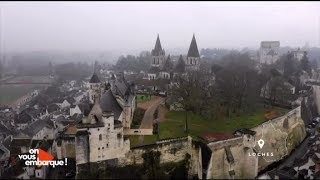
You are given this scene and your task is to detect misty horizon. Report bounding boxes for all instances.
[0,1,320,54]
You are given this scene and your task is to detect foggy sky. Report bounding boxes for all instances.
[1,1,320,53]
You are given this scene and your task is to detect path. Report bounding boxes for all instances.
[137,96,164,144]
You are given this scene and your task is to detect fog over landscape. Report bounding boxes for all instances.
[3,2,320,179]
[0,1,320,57]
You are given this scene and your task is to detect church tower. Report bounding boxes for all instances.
[88,73,101,104]
[151,34,166,69]
[185,34,200,71]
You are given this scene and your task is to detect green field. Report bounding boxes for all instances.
[158,105,290,140]
[136,94,152,103]
[128,104,289,146]
[0,84,43,105]
[129,135,158,147]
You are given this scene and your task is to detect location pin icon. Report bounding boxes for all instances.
[258,139,265,149]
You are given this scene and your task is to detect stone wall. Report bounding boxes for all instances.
[206,106,306,179]
[118,136,201,178]
[206,136,258,179]
[251,106,306,170]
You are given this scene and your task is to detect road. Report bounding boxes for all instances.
[137,97,164,144]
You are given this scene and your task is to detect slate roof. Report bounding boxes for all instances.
[174,55,186,73]
[15,111,32,124]
[0,123,11,135]
[100,90,123,120]
[22,119,53,137]
[1,136,12,150]
[78,103,91,116]
[47,103,60,113]
[161,55,174,72]
[55,115,67,123]
[31,140,53,151]
[70,113,83,122]
[187,34,200,58]
[148,66,160,74]
[112,74,135,102]
[89,73,101,83]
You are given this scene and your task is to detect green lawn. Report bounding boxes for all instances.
[0,84,43,105]
[136,94,152,103]
[129,135,158,147]
[158,105,290,140]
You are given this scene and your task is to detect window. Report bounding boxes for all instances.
[99,134,102,141]
[102,147,104,149]
[98,147,100,150]
[107,144,109,148]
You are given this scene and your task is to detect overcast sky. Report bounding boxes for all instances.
[1,1,320,53]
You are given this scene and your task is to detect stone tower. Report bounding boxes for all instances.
[151,34,166,69]
[88,73,101,104]
[185,34,200,71]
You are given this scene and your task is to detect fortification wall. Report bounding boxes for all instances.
[251,106,306,170]
[206,106,306,179]
[118,136,201,177]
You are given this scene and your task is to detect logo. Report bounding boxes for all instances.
[248,139,274,157]
[18,148,67,168]
[257,139,265,149]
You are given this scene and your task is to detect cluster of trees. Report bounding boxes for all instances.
[114,51,151,72]
[0,60,3,78]
[170,51,309,127]
[55,62,92,80]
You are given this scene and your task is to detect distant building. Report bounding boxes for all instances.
[292,48,307,61]
[185,34,201,71]
[259,41,280,64]
[147,34,201,81]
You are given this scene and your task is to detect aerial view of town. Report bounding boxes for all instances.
[1,1,320,179]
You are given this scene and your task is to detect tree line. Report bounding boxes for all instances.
[170,51,313,123]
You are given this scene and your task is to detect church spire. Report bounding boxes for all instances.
[152,34,164,56]
[187,34,200,58]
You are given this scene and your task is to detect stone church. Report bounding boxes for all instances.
[147,34,201,80]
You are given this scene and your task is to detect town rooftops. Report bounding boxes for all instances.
[15,111,32,124]
[89,73,101,83]
[0,123,11,135]
[22,119,54,137]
